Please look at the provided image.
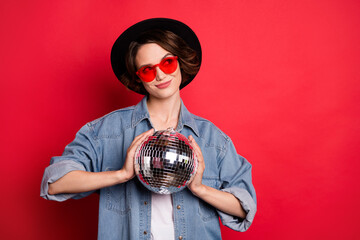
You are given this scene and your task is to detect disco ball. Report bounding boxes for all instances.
[134,127,198,194]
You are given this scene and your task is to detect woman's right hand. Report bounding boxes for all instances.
[47,129,155,195]
[120,128,155,181]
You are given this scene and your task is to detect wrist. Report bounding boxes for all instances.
[190,184,207,198]
[118,169,134,183]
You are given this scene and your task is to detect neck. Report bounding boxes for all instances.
[147,92,181,131]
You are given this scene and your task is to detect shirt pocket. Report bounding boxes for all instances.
[198,178,221,222]
[105,167,131,215]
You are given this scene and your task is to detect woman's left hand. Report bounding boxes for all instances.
[187,135,206,196]
[187,135,247,218]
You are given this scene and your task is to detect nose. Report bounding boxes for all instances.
[155,66,166,81]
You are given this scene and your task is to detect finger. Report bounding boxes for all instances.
[133,129,154,144]
[189,146,204,172]
[139,128,154,140]
[133,128,154,142]
[129,129,154,151]
[188,135,199,149]
[188,135,202,158]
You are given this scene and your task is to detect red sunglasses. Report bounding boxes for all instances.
[136,56,178,82]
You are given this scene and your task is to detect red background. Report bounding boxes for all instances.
[1,0,359,239]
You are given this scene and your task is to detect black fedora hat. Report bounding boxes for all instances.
[111,18,202,94]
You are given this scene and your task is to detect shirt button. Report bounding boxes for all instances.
[144,231,147,235]
[177,205,181,209]
[144,201,148,205]
[178,236,183,240]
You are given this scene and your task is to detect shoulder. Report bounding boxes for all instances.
[83,105,136,139]
[89,105,135,126]
[190,113,231,146]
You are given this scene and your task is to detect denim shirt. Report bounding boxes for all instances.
[40,96,257,240]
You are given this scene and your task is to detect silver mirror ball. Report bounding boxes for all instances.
[134,127,198,194]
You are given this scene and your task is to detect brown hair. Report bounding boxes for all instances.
[120,29,200,95]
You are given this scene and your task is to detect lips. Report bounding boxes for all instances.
[155,80,172,89]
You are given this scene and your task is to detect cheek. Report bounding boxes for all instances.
[141,82,151,91]
[174,67,182,84]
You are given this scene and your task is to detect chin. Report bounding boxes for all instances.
[146,86,180,99]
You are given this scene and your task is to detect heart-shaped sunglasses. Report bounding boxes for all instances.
[136,56,178,82]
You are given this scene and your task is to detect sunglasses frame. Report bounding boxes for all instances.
[136,56,178,82]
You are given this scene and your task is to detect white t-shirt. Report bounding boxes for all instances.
[151,193,175,240]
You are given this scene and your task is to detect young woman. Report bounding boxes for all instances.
[41,18,257,240]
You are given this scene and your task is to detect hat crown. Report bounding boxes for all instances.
[111,18,202,95]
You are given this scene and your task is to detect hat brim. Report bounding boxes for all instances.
[111,18,202,94]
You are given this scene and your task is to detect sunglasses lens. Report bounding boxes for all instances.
[138,67,156,82]
[159,57,178,74]
[136,56,178,82]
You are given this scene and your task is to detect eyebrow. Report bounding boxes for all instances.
[138,53,174,69]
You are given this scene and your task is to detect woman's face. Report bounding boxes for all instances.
[135,43,182,99]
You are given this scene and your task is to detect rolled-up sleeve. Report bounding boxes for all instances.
[40,160,86,201]
[219,187,257,232]
[217,139,257,232]
[40,124,100,201]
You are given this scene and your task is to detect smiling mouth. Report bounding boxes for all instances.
[155,80,172,89]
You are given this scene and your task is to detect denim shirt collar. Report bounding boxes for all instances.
[131,96,199,137]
